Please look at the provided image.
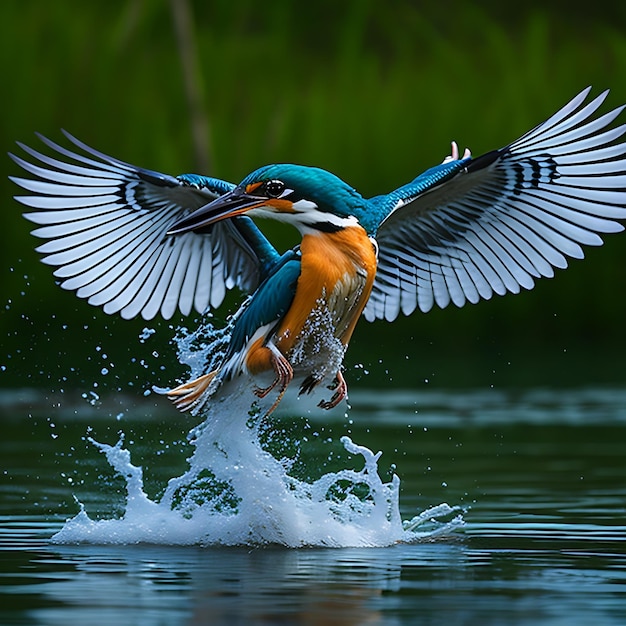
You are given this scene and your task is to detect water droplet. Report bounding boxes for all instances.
[139,327,156,342]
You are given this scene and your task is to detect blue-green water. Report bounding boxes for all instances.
[1,386,625,624]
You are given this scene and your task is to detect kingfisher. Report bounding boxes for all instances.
[9,87,626,415]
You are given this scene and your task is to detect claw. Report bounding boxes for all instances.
[442,141,459,163]
[299,374,321,396]
[442,141,472,163]
[318,370,347,410]
[254,348,293,398]
[254,342,293,417]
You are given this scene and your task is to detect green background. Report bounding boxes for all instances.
[2,0,626,393]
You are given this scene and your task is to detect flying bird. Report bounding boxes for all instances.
[10,87,626,415]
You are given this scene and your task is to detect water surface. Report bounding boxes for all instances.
[1,386,625,624]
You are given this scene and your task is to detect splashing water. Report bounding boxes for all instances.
[52,321,464,548]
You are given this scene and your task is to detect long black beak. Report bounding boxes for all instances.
[167,187,263,235]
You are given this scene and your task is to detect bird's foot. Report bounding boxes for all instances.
[253,351,293,398]
[318,370,347,410]
[254,346,293,417]
[442,141,472,163]
[166,371,218,412]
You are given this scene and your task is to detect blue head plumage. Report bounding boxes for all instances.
[241,164,368,221]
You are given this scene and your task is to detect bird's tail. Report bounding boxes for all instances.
[165,370,219,413]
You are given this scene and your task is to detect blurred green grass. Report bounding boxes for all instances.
[2,0,626,391]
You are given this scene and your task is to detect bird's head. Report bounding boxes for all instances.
[169,164,367,236]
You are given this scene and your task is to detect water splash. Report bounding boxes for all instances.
[52,321,464,548]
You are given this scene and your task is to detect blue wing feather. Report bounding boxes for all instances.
[225,251,301,362]
[174,172,282,281]
[364,88,626,322]
[9,133,280,320]
[367,159,469,232]
[176,173,235,195]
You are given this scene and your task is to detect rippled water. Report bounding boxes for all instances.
[1,386,625,624]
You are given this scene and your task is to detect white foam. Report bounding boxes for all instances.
[52,321,464,548]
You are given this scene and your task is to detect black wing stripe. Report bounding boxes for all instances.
[467,222,533,290]
[11,134,270,319]
[9,177,118,197]
[16,141,125,179]
[558,157,626,176]
[84,224,169,306]
[380,261,413,320]
[520,192,616,237]
[524,187,626,221]
[446,256,479,306]
[9,152,118,186]
[513,124,626,158]
[32,208,138,252]
[119,241,175,320]
[14,193,122,210]
[368,89,626,321]
[556,142,626,165]
[102,246,163,315]
[162,239,194,318]
[36,134,133,175]
[485,219,549,278]
[210,235,227,308]
[61,222,169,290]
[42,204,172,270]
[26,205,132,228]
[512,87,594,146]
[510,91,613,149]
[179,236,203,316]
[430,264,450,309]
[439,259,463,308]
[495,203,574,265]
[193,239,212,315]
[530,107,625,153]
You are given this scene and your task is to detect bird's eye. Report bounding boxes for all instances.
[264,179,285,198]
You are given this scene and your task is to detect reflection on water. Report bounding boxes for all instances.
[1,386,626,624]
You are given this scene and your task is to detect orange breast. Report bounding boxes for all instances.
[274,226,378,355]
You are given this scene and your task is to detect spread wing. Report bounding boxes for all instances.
[364,87,626,322]
[9,132,278,320]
